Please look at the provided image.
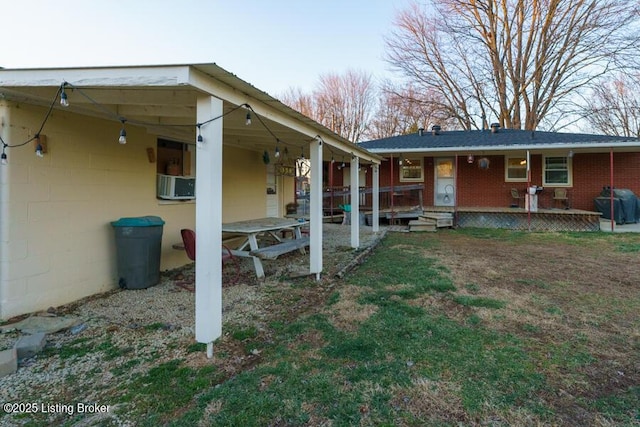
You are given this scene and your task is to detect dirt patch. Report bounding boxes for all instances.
[390,377,469,424]
[323,285,378,332]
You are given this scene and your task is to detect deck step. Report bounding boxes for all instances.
[420,212,454,228]
[408,219,436,232]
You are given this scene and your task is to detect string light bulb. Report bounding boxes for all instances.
[245,111,252,126]
[274,140,281,158]
[197,125,203,148]
[60,84,69,107]
[1,145,7,165]
[300,146,305,160]
[118,119,127,144]
[35,141,44,158]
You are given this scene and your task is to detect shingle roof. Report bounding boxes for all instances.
[358,128,639,152]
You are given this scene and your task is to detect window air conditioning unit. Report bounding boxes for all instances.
[157,174,196,200]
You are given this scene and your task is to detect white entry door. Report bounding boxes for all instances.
[266,164,279,217]
[434,158,455,206]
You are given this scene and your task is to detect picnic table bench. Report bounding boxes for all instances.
[249,236,310,260]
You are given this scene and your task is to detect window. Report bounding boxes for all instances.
[543,156,571,186]
[157,139,194,176]
[156,138,196,201]
[505,156,528,181]
[400,158,424,182]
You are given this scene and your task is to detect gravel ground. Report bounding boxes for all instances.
[0,224,385,426]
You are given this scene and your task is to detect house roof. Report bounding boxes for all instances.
[0,63,381,163]
[359,127,640,154]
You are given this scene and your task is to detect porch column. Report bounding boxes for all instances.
[372,164,380,232]
[309,138,323,279]
[195,95,224,358]
[350,155,360,248]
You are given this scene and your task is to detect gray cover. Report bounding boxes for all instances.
[594,188,640,224]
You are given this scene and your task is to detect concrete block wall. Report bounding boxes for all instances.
[0,102,267,319]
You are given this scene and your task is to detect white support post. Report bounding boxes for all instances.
[195,95,224,357]
[350,156,360,249]
[309,138,323,279]
[372,164,380,232]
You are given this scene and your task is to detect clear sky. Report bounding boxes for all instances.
[2,0,413,97]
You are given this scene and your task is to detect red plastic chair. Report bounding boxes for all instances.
[179,229,239,288]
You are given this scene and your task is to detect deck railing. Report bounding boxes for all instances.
[321,184,424,215]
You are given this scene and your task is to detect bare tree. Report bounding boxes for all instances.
[280,70,375,143]
[386,0,640,130]
[367,80,457,139]
[584,75,640,138]
[314,70,376,142]
[280,87,315,119]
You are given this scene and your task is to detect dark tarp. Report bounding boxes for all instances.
[594,188,640,224]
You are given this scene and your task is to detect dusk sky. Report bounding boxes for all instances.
[3,0,414,96]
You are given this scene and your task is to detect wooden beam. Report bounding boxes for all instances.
[116,104,195,118]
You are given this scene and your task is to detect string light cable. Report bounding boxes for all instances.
[0,81,351,167]
[0,83,64,163]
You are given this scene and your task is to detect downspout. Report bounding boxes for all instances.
[610,147,614,232]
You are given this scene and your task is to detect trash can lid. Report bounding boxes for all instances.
[111,216,165,227]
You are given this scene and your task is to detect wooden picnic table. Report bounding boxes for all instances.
[222,217,309,279]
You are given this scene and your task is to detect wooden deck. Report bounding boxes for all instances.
[365,205,603,232]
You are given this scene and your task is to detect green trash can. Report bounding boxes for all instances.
[111,216,165,289]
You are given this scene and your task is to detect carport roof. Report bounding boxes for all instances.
[0,63,381,163]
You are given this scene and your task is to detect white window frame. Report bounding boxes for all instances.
[504,156,528,182]
[542,155,572,187]
[399,158,424,182]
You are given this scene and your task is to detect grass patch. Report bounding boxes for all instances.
[117,360,221,425]
[187,342,207,353]
[616,242,640,253]
[48,337,94,360]
[326,290,340,305]
[455,227,528,242]
[589,386,640,423]
[111,358,141,376]
[230,326,259,341]
[144,322,169,331]
[346,234,455,293]
[464,283,481,294]
[453,295,506,309]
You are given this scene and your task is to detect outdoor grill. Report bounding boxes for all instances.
[594,187,640,224]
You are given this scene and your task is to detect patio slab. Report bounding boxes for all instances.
[0,315,81,334]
